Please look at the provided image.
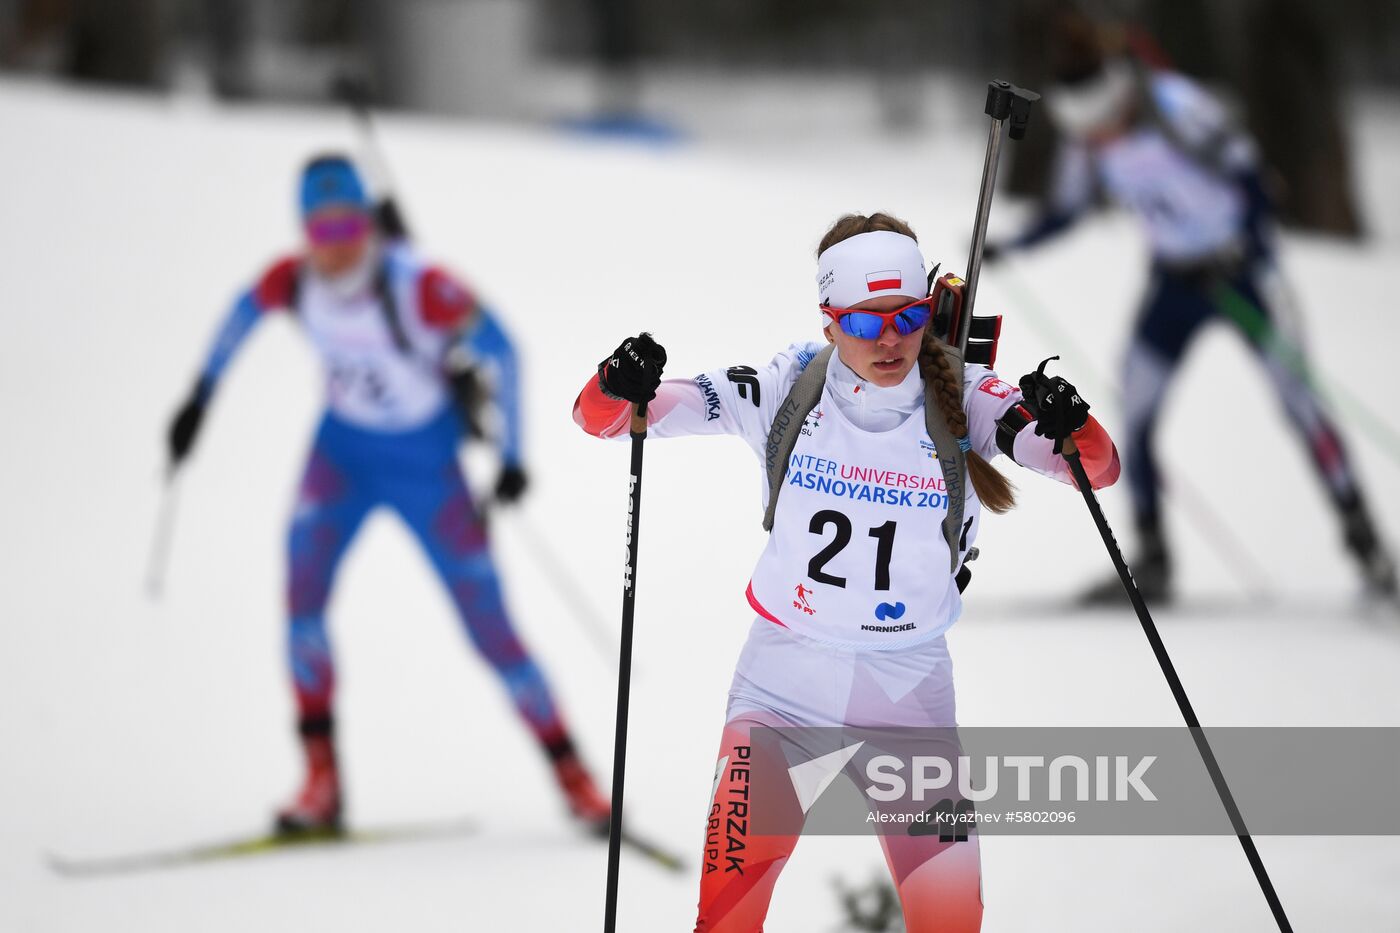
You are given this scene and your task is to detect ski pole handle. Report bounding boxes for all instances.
[629,404,648,437]
[1052,431,1086,487]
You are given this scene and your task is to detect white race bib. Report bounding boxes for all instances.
[746,389,980,650]
[298,269,450,431]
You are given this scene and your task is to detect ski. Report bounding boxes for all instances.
[584,816,686,874]
[46,818,478,878]
[48,819,685,879]
[614,826,686,873]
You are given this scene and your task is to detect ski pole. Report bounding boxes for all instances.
[603,403,648,933]
[145,466,182,600]
[958,79,1039,349]
[479,498,620,671]
[332,74,410,239]
[504,509,620,669]
[1059,435,1293,932]
[1212,282,1400,471]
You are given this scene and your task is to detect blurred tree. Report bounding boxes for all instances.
[65,0,168,86]
[1005,0,1061,198]
[1357,0,1400,86]
[1140,0,1220,82]
[1240,0,1363,236]
[201,0,251,99]
[587,0,640,115]
[0,0,69,70]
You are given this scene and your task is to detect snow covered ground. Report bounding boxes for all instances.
[2,77,1399,931]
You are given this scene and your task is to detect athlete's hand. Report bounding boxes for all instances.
[597,333,666,404]
[494,464,529,504]
[448,364,486,438]
[980,240,1007,265]
[1018,356,1089,453]
[167,383,209,466]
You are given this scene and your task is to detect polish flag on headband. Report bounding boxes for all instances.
[817,230,927,310]
[866,270,901,292]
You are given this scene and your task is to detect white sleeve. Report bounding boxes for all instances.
[963,365,1024,461]
[581,342,823,459]
[653,343,820,454]
[1049,142,1097,216]
[1153,73,1257,172]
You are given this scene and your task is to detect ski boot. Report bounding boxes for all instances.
[1341,495,1398,603]
[549,742,611,834]
[835,873,904,932]
[1080,516,1171,606]
[276,725,343,837]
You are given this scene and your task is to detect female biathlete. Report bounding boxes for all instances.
[574,213,1120,931]
[167,154,610,834]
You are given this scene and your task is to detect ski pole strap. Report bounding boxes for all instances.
[373,260,412,355]
[994,402,1035,461]
[289,254,409,357]
[762,345,834,532]
[376,198,409,240]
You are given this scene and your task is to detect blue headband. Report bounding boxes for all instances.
[300,157,369,216]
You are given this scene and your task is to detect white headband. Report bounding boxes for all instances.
[816,230,927,311]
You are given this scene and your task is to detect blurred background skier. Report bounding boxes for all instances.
[163,153,610,835]
[985,12,1396,605]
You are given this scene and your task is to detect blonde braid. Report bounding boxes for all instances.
[919,332,1016,514]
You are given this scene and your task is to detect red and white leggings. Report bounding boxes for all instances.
[693,622,984,932]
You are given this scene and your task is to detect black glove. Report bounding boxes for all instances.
[494,464,529,504]
[598,333,667,404]
[167,382,209,466]
[980,240,1006,265]
[1018,356,1090,453]
[375,198,409,240]
[448,364,486,438]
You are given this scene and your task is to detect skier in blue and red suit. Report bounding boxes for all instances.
[166,154,610,834]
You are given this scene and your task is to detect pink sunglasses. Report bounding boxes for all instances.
[306,213,371,245]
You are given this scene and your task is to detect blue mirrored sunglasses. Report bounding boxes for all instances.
[822,297,934,339]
